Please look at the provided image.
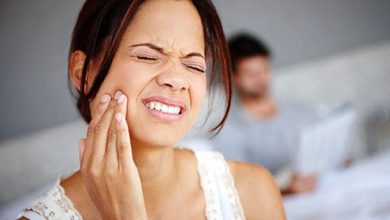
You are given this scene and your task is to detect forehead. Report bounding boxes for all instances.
[123,0,205,55]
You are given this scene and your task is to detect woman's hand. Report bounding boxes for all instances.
[79,91,147,220]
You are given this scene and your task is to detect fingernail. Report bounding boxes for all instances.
[100,94,110,103]
[118,94,125,104]
[114,91,122,99]
[115,112,123,123]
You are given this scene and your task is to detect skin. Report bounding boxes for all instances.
[21,1,286,219]
[235,55,271,100]
[234,54,317,194]
[234,55,278,120]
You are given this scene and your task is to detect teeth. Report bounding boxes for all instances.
[146,101,181,114]
[168,106,175,114]
[155,102,162,111]
[161,105,168,112]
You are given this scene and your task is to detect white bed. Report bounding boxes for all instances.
[284,148,390,220]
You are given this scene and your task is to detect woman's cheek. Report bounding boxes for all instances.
[113,69,149,120]
[189,77,207,122]
[88,81,116,119]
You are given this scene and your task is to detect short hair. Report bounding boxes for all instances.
[228,33,271,73]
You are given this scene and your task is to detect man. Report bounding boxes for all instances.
[210,33,319,194]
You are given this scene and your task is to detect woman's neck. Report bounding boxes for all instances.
[132,139,176,184]
[130,138,180,211]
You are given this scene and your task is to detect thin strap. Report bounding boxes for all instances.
[20,171,83,220]
[17,210,45,220]
[194,150,246,220]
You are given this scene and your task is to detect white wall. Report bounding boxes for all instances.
[272,40,390,153]
[213,0,390,66]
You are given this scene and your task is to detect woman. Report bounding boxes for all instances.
[18,0,285,219]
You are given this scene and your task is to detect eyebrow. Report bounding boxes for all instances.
[128,43,205,59]
[128,43,164,52]
[184,52,205,59]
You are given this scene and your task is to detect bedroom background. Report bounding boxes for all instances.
[1,0,390,219]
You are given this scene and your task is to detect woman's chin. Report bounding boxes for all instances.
[130,130,184,149]
[127,114,193,148]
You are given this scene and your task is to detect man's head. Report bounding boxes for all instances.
[229,33,271,99]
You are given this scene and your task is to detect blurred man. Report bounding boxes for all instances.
[210,33,319,194]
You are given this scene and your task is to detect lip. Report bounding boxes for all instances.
[141,95,188,122]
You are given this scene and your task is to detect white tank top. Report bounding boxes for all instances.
[17,150,245,220]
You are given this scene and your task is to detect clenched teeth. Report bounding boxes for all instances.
[145,102,181,114]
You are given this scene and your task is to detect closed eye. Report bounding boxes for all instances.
[136,56,158,61]
[187,65,205,73]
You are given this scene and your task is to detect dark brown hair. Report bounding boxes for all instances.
[228,33,271,73]
[68,0,232,134]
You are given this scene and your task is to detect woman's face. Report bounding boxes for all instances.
[90,0,207,147]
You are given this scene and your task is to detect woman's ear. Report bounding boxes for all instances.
[69,50,87,92]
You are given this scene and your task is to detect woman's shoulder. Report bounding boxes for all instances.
[226,160,286,220]
[184,148,285,218]
[59,171,102,220]
[17,171,84,220]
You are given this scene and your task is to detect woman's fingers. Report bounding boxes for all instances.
[81,90,133,172]
[78,91,147,219]
[114,91,133,166]
[104,92,123,168]
[89,99,118,167]
[81,94,111,166]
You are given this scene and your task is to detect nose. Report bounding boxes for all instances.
[156,61,190,92]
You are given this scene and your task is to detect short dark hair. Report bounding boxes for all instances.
[68,0,232,134]
[228,33,271,72]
